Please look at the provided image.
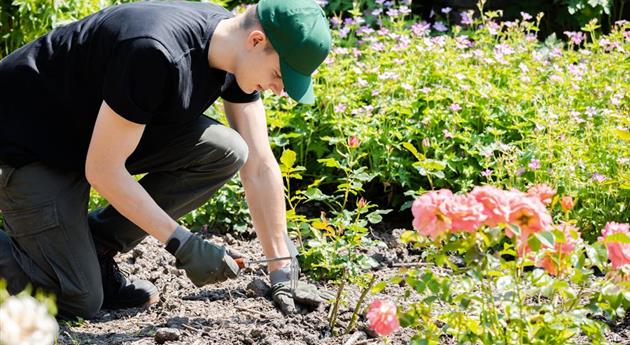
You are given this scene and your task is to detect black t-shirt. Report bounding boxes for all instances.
[0,1,259,170]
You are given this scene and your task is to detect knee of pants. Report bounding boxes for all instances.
[59,288,103,319]
[199,126,249,174]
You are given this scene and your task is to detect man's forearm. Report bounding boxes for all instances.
[87,168,178,244]
[240,160,291,272]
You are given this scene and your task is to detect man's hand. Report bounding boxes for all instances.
[270,267,334,314]
[168,227,240,287]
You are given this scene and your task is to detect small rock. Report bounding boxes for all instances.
[132,248,143,259]
[225,233,236,245]
[154,328,180,344]
[249,328,264,339]
[304,334,319,345]
[246,278,271,297]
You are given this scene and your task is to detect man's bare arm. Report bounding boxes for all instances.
[85,100,177,243]
[223,99,290,273]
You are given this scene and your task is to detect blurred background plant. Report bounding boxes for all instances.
[0,281,59,345]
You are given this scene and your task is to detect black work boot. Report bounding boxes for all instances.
[97,248,159,309]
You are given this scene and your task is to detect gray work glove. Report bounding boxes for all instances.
[167,226,240,287]
[270,267,334,314]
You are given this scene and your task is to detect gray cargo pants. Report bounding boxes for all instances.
[0,115,248,318]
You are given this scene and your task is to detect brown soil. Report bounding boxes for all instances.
[56,228,630,345]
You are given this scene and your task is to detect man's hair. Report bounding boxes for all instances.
[239,5,275,52]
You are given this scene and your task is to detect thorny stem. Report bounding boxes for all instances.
[345,274,377,335]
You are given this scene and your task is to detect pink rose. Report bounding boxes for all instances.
[366,299,400,336]
[507,194,552,239]
[470,185,511,227]
[439,194,487,233]
[527,184,556,205]
[348,135,360,149]
[599,222,630,269]
[412,189,453,240]
[560,196,574,211]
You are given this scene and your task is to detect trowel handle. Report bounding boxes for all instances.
[235,258,247,269]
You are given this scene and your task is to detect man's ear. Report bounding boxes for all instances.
[247,30,267,50]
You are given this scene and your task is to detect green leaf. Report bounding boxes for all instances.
[367,211,383,224]
[401,230,419,243]
[302,187,329,201]
[614,129,630,142]
[280,149,296,170]
[371,281,388,294]
[402,142,425,162]
[535,231,556,249]
[318,158,341,169]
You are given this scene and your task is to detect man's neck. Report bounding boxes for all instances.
[208,17,240,73]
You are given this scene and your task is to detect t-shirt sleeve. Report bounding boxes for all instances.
[220,73,260,103]
[102,38,171,124]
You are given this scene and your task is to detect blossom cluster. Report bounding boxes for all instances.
[412,184,630,277]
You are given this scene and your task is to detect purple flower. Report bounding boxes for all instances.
[420,87,431,94]
[330,17,342,27]
[339,27,351,38]
[433,21,448,32]
[371,8,382,16]
[411,21,431,36]
[460,11,473,25]
[441,7,452,14]
[481,169,493,177]
[422,138,430,147]
[592,173,606,182]
[520,12,532,21]
[386,8,399,17]
[516,168,526,176]
[334,104,346,113]
[358,78,368,87]
[528,159,540,170]
[443,129,454,138]
[344,17,356,26]
[450,103,461,111]
[486,21,500,35]
[399,6,411,15]
[371,42,385,51]
[564,31,586,45]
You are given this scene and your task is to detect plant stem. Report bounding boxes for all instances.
[345,274,377,335]
[329,268,347,335]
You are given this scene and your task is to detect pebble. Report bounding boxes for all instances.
[154,328,180,344]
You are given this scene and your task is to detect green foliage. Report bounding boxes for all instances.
[281,144,388,281]
[264,3,630,239]
[382,214,629,344]
[180,176,253,235]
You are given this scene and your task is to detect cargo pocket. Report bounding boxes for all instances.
[2,201,89,298]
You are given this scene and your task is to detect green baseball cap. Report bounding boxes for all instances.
[257,0,331,104]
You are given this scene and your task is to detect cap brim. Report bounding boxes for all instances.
[280,59,315,105]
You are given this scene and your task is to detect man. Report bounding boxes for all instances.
[0,0,331,318]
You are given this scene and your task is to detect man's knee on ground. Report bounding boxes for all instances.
[60,289,103,319]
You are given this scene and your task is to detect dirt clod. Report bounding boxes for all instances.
[246,277,271,298]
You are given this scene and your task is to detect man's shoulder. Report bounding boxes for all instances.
[99,1,231,55]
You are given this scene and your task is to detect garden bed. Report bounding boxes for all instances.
[57,228,630,345]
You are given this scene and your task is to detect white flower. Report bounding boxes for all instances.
[0,295,58,345]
